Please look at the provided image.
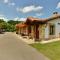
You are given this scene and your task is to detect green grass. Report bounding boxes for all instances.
[30,41,60,60]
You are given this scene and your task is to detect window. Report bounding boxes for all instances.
[49,24,55,35]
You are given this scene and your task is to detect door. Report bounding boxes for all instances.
[35,25,39,40]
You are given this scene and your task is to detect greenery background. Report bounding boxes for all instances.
[0,19,22,32]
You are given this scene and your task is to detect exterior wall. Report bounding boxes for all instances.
[23,27,26,35]
[18,28,21,34]
[20,27,28,35]
[39,25,42,40]
[25,27,28,35]
[39,24,46,40]
[45,18,60,39]
[30,26,35,39]
[20,28,23,34]
[45,24,49,39]
[33,25,40,41]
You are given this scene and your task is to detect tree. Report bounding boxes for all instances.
[7,20,21,25]
[0,19,22,32]
[7,20,22,32]
[0,19,5,23]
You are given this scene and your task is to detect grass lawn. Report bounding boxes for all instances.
[30,41,60,60]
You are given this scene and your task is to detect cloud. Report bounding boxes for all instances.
[0,14,4,17]
[4,0,9,3]
[14,17,26,21]
[20,18,26,21]
[56,2,60,9]
[36,13,43,16]
[16,5,43,13]
[0,14,8,21]
[3,0,15,6]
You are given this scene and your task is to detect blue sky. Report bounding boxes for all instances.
[0,0,60,21]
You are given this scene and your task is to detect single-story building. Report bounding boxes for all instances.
[16,12,60,41]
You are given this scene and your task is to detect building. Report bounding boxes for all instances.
[16,12,60,41]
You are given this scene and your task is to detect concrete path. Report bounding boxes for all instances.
[0,32,49,60]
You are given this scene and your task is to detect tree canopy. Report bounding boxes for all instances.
[7,20,22,25]
[0,19,22,32]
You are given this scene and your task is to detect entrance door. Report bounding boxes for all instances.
[35,25,39,40]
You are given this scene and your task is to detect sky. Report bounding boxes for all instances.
[0,0,60,21]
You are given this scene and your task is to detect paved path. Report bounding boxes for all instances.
[0,32,49,60]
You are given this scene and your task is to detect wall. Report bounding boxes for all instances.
[45,18,60,39]
[31,25,35,39]
[39,24,46,40]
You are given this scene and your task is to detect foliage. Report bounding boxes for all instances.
[6,23,16,32]
[7,20,21,25]
[0,19,22,32]
[0,19,5,23]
